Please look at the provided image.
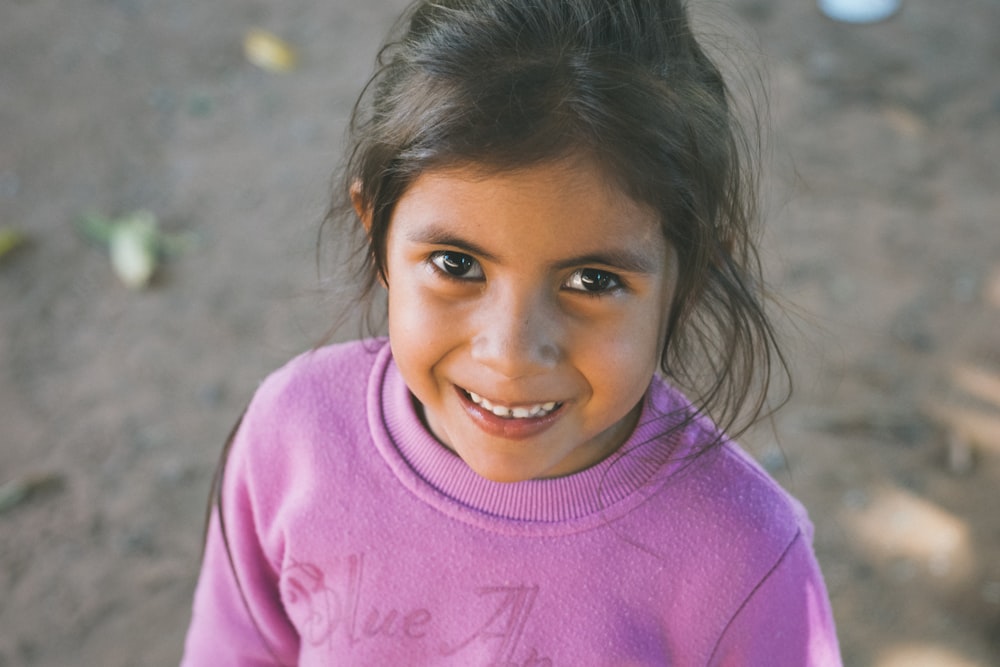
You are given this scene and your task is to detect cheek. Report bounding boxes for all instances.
[578,312,663,400]
[386,284,461,394]
[386,259,428,331]
[388,276,460,337]
[387,289,421,340]
[387,307,436,407]
[387,275,422,343]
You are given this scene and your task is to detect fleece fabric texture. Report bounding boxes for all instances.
[182,338,842,666]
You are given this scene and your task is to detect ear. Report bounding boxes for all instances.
[350,180,388,288]
[350,180,372,233]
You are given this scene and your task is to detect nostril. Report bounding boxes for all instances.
[471,294,562,373]
[470,330,559,375]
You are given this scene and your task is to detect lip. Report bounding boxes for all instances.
[455,386,565,440]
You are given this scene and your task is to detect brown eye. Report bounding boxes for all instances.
[431,251,483,279]
[580,268,614,291]
[565,268,622,293]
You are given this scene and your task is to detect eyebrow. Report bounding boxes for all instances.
[406,228,500,263]
[551,250,657,274]
[407,225,659,274]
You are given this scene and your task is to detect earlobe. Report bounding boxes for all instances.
[350,180,372,233]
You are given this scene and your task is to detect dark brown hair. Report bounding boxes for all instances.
[336,0,788,439]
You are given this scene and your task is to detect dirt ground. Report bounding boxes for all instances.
[1,0,998,665]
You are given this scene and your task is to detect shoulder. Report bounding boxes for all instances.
[634,394,832,653]
[695,440,810,542]
[644,378,810,546]
[659,431,811,571]
[641,380,816,600]
[230,337,392,470]
[250,337,390,413]
[687,447,840,663]
[220,338,394,530]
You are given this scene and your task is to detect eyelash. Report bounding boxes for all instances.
[427,251,625,296]
[563,268,624,295]
[429,250,484,281]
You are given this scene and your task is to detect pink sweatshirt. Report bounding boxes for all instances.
[182,339,841,665]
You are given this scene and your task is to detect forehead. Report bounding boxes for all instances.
[391,158,668,267]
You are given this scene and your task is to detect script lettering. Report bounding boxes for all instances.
[282,554,433,648]
[441,585,550,665]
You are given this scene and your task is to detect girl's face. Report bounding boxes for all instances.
[381,157,677,482]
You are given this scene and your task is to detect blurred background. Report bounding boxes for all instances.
[1,0,998,665]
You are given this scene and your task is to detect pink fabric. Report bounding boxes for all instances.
[182,339,841,666]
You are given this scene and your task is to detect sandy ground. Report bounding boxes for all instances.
[1,0,999,665]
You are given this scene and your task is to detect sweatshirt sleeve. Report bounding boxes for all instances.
[180,417,299,667]
[709,531,842,667]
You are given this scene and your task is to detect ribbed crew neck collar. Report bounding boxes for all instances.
[367,341,692,527]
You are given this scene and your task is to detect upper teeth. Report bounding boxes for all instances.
[467,391,559,419]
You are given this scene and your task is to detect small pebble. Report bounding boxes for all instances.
[888,558,917,583]
[0,472,65,513]
[0,170,20,198]
[120,527,157,556]
[982,581,1000,605]
[188,95,214,118]
[805,50,839,83]
[157,459,193,485]
[828,274,857,305]
[133,426,168,450]
[842,488,869,510]
[96,29,123,56]
[148,87,177,114]
[759,447,787,473]
[890,310,935,352]
[946,430,975,476]
[984,266,1000,309]
[951,271,979,304]
[928,553,952,578]
[198,382,225,408]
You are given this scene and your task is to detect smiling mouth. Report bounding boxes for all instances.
[461,389,562,420]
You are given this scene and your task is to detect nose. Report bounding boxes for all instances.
[471,286,560,378]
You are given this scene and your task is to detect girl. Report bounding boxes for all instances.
[182,0,842,664]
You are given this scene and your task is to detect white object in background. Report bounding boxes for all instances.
[818,0,901,23]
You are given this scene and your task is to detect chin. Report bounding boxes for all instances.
[469,466,534,484]
[465,457,550,484]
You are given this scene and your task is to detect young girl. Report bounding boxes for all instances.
[183,0,842,664]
